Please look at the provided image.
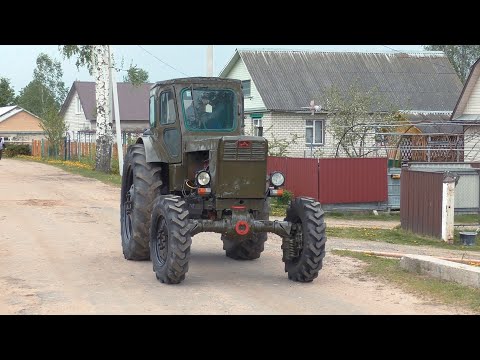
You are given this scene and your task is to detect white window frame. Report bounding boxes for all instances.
[76,96,83,114]
[242,80,251,98]
[305,119,325,145]
[252,118,263,136]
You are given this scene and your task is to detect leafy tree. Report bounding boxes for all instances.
[16,80,57,116]
[0,77,16,106]
[41,104,68,157]
[16,53,68,116]
[321,84,401,158]
[59,45,147,173]
[423,45,480,83]
[33,53,68,108]
[123,65,149,84]
[16,53,68,156]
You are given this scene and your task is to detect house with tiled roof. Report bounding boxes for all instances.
[220,49,463,158]
[60,81,154,134]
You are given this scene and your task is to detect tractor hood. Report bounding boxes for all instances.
[184,137,223,152]
[216,136,268,199]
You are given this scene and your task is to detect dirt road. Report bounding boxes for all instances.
[0,159,473,314]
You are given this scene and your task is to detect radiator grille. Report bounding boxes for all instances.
[223,141,266,161]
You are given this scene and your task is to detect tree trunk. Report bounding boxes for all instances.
[93,45,112,173]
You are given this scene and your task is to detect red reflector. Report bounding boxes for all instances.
[198,188,211,195]
[238,140,251,148]
[231,205,246,210]
[235,221,250,235]
[269,189,284,197]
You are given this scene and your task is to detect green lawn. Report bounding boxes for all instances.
[327,227,480,252]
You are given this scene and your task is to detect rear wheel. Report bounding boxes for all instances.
[222,200,269,260]
[120,143,164,260]
[282,197,326,282]
[150,195,192,284]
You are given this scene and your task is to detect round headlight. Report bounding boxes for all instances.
[196,171,211,186]
[270,172,285,187]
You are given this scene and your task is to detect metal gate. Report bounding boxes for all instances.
[388,168,401,210]
[409,163,480,213]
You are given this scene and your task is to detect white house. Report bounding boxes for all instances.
[450,57,480,162]
[219,49,463,158]
[59,81,153,136]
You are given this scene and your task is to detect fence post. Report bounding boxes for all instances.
[442,172,457,243]
[64,137,67,161]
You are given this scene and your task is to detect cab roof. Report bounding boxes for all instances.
[151,77,242,90]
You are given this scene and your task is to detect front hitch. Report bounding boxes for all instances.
[189,215,292,238]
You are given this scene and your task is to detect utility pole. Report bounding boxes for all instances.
[109,45,124,176]
[207,45,214,76]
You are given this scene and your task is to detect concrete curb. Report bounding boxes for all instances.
[400,255,480,289]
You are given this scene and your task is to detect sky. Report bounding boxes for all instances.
[0,45,425,96]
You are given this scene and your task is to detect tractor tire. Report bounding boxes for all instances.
[283,197,326,282]
[150,195,192,284]
[222,200,269,260]
[120,143,164,260]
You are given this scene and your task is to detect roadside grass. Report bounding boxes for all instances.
[332,250,480,313]
[454,213,480,224]
[327,226,480,252]
[15,155,122,187]
[327,210,400,221]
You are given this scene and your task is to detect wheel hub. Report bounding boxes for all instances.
[155,217,168,265]
[282,223,303,261]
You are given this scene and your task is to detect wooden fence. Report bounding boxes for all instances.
[31,139,128,159]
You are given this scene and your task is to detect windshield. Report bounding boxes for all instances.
[182,88,236,131]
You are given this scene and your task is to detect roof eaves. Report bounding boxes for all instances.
[219,50,241,77]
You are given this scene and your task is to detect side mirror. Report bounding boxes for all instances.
[143,128,153,136]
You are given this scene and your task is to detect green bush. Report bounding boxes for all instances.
[272,189,294,206]
[4,144,31,157]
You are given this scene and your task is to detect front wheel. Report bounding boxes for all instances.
[150,195,192,284]
[120,143,164,260]
[282,197,326,282]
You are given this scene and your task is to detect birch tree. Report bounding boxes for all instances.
[59,45,147,173]
[92,45,113,172]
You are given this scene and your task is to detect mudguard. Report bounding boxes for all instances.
[140,136,163,163]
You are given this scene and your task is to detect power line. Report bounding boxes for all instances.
[381,45,402,53]
[137,45,190,77]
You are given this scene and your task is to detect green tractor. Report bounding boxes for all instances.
[120,77,326,284]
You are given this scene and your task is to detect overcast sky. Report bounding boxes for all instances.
[0,45,425,95]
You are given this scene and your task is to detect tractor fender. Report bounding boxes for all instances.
[138,136,164,163]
